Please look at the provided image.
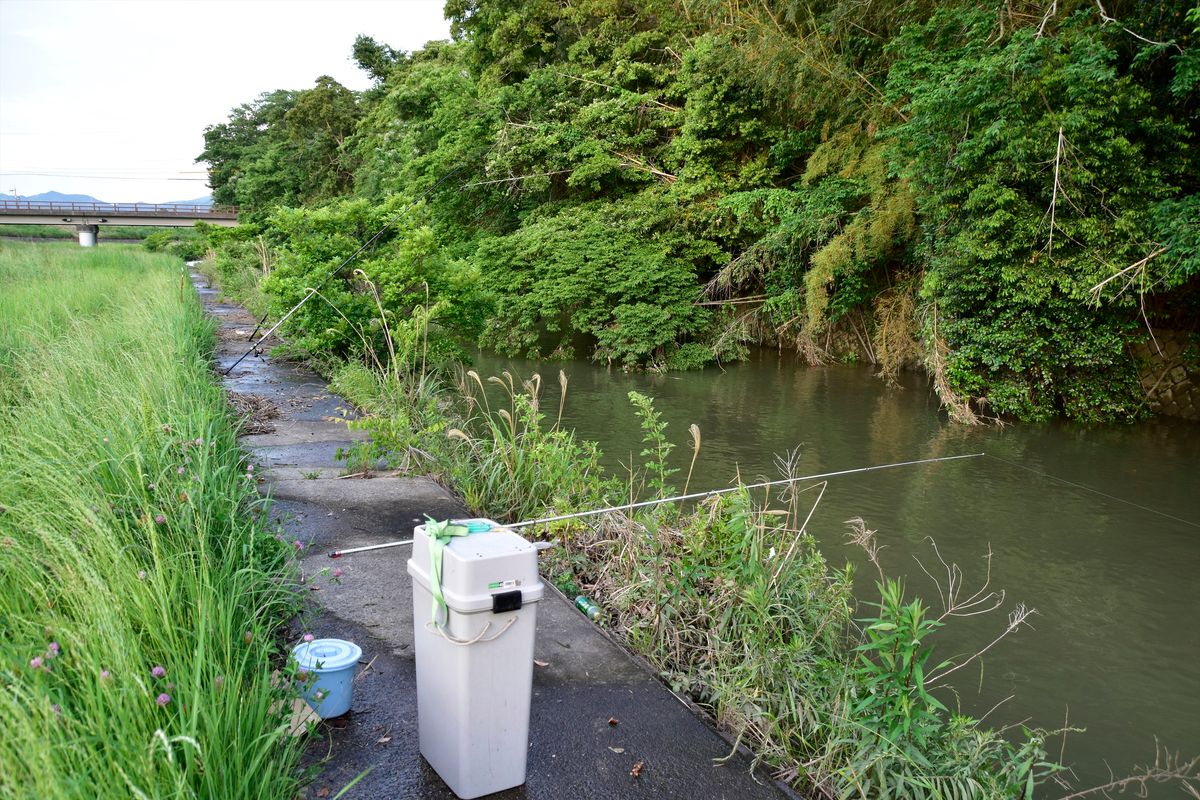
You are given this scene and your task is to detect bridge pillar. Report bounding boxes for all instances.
[77,224,98,247]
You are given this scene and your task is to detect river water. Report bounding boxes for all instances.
[473,348,1200,792]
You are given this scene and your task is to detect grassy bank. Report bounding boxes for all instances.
[0,242,303,798]
[0,223,165,240]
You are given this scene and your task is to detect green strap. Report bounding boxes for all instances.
[425,517,470,624]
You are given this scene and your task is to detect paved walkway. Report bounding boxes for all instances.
[194,272,793,800]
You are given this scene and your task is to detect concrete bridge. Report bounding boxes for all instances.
[0,199,238,245]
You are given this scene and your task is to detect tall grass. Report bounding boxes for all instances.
[0,242,303,799]
[194,236,271,316]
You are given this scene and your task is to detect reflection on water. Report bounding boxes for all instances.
[472,348,1200,791]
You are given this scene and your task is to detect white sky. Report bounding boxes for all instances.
[0,0,450,203]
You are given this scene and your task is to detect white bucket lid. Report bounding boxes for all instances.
[292,639,362,672]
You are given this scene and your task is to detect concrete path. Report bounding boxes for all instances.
[194,273,792,800]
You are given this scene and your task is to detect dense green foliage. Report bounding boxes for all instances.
[200,0,1198,421]
[142,227,207,261]
[0,243,304,797]
[888,6,1195,420]
[198,77,360,212]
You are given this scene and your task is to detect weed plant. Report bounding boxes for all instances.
[0,243,303,799]
[445,370,616,523]
[193,236,272,317]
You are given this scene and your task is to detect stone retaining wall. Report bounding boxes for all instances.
[1132,330,1200,420]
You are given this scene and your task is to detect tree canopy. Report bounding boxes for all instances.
[198,0,1199,422]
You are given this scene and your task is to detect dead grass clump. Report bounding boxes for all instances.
[872,279,922,386]
[227,391,281,434]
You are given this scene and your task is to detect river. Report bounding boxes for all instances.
[472,347,1200,793]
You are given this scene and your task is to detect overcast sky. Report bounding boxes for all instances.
[0,0,450,203]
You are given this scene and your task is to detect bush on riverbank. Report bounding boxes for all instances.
[142,228,207,261]
[0,243,304,798]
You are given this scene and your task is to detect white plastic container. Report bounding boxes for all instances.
[292,638,362,718]
[407,518,544,799]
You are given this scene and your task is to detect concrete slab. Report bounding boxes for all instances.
[241,419,368,448]
[298,609,787,800]
[193,273,793,800]
[248,441,352,469]
[272,475,455,511]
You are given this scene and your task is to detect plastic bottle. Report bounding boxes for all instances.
[574,595,602,621]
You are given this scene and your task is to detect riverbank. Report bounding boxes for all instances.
[195,256,1098,797]
[0,242,304,798]
[196,269,796,799]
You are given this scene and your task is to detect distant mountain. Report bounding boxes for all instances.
[18,191,213,207]
[166,195,213,207]
[25,191,104,203]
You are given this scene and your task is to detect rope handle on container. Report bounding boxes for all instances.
[425,616,518,646]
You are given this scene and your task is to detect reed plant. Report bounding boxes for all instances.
[0,242,304,799]
[444,370,616,523]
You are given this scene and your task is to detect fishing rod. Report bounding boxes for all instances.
[223,166,467,376]
[327,452,984,558]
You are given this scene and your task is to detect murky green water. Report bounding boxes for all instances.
[473,348,1200,792]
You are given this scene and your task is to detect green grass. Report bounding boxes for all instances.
[0,224,167,240]
[0,242,304,799]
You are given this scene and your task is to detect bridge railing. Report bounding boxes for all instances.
[0,200,238,218]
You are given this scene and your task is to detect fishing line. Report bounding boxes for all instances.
[223,165,468,375]
[984,453,1199,529]
[328,452,985,558]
